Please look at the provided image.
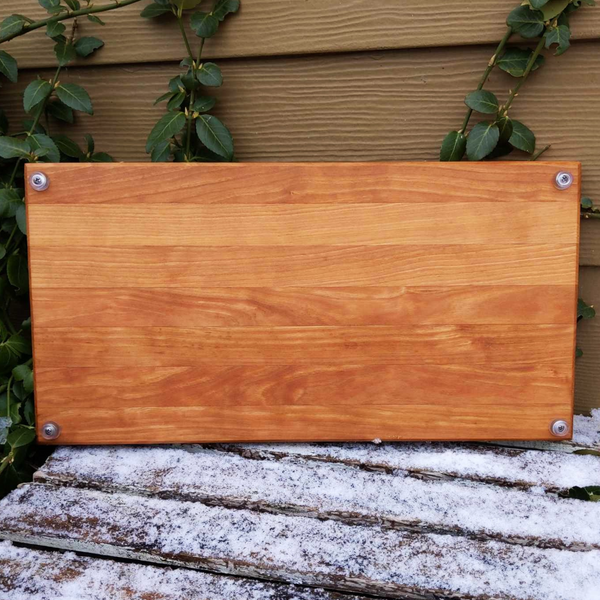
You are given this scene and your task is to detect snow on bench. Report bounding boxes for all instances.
[33,445,600,549]
[0,541,365,600]
[0,410,598,600]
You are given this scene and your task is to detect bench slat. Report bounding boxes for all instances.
[0,540,365,600]
[210,441,600,493]
[34,446,600,551]
[0,484,597,600]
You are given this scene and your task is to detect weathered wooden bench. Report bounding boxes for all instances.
[0,410,598,599]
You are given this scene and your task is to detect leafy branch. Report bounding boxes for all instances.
[0,0,129,498]
[0,0,144,45]
[142,0,239,162]
[441,0,596,162]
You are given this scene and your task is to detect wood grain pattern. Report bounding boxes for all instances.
[26,163,579,443]
[34,363,572,408]
[29,245,578,287]
[32,325,575,367]
[5,0,600,69]
[25,163,577,205]
[32,286,577,327]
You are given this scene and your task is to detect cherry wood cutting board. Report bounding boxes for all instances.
[25,162,580,444]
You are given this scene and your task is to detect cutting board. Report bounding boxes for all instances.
[25,162,580,444]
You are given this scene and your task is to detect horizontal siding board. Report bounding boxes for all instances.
[4,0,600,68]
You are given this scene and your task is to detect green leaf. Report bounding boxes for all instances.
[507,5,545,39]
[23,79,52,113]
[0,16,25,41]
[85,133,95,154]
[530,0,551,7]
[167,91,186,111]
[151,140,171,162]
[192,96,216,113]
[198,62,222,87]
[581,197,594,209]
[541,0,572,20]
[54,41,77,67]
[87,14,105,26]
[509,120,536,153]
[464,90,499,114]
[191,11,219,37]
[46,99,74,123]
[12,364,33,394]
[52,134,83,158]
[7,255,28,294]
[169,76,185,93]
[23,399,34,427]
[140,3,172,18]
[27,133,60,163]
[497,47,545,77]
[0,137,30,159]
[196,114,234,160]
[154,91,175,105]
[56,83,93,115]
[46,20,65,38]
[545,24,571,55]
[497,117,513,144]
[0,51,18,83]
[15,204,26,235]
[466,122,500,161]
[440,131,466,162]
[212,0,240,21]
[64,0,81,9]
[39,0,61,9]
[578,298,596,320]
[0,189,22,218]
[146,111,186,152]
[5,334,30,356]
[6,426,35,449]
[75,37,105,58]
[90,152,114,162]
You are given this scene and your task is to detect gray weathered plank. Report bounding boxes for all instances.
[0,540,369,600]
[0,483,598,600]
[33,446,600,550]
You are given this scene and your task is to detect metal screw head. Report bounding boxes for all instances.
[554,171,574,190]
[550,419,570,438]
[41,422,61,441]
[29,172,49,192]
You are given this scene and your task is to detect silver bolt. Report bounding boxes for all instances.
[41,422,61,441]
[554,171,574,190]
[29,172,49,192]
[550,419,570,438]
